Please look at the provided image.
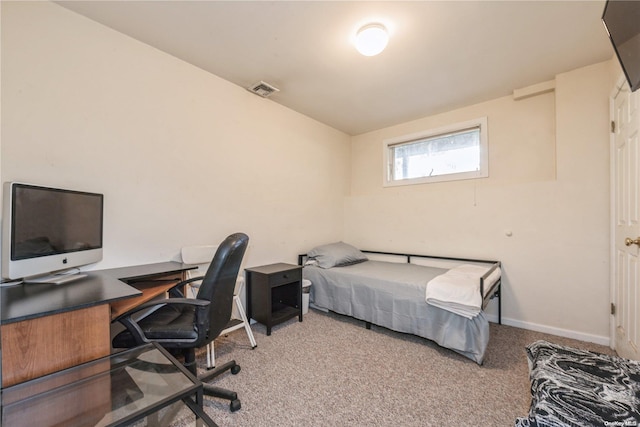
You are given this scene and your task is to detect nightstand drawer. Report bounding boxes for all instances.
[268,268,301,286]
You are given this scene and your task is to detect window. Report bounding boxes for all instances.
[383,117,488,186]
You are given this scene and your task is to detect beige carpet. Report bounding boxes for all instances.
[183,309,613,427]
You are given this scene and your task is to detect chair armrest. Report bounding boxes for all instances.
[168,276,205,297]
[174,276,205,287]
[152,297,209,307]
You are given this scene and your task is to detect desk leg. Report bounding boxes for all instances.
[184,396,218,427]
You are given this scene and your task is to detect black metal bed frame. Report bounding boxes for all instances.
[298,250,502,324]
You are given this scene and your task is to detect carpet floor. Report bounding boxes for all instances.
[174,309,614,427]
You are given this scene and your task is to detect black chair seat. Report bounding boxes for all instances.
[113,304,198,347]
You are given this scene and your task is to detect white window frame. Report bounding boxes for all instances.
[382,117,489,187]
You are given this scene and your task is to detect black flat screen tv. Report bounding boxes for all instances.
[602,0,640,92]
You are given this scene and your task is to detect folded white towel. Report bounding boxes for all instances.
[426,264,500,319]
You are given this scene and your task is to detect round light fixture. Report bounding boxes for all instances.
[355,23,389,56]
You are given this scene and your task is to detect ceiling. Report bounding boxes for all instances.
[56,1,615,136]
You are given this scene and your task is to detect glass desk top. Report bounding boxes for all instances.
[1,343,216,427]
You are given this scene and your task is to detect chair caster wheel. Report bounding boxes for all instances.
[231,365,241,375]
[230,399,241,412]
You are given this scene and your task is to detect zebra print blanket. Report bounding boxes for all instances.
[515,340,640,427]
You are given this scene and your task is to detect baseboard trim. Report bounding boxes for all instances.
[487,315,611,347]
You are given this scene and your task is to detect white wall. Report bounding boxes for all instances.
[346,61,613,344]
[1,1,350,271]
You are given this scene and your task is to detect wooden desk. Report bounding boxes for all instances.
[0,262,195,388]
[110,277,181,319]
[98,262,193,319]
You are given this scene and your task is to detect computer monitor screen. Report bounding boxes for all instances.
[2,182,104,281]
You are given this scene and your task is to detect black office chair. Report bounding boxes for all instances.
[112,232,249,412]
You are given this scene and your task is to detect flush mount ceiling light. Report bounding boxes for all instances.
[355,23,389,56]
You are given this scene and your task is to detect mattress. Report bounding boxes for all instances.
[303,260,490,364]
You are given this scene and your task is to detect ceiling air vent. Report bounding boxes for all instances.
[247,81,280,98]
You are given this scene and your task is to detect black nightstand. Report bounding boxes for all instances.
[245,263,302,336]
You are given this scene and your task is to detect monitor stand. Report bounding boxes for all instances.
[24,271,88,285]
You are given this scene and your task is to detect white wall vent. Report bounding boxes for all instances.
[247,81,280,98]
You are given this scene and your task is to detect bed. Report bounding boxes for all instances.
[298,242,501,364]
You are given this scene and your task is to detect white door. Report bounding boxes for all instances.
[612,77,640,360]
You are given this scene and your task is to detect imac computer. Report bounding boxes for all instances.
[2,182,104,284]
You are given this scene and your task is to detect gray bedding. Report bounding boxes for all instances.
[303,260,490,364]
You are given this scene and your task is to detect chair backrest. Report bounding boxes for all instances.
[181,245,243,298]
[182,245,217,297]
[196,233,249,343]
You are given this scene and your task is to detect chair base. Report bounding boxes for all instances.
[204,384,241,412]
[199,359,242,412]
[184,349,242,412]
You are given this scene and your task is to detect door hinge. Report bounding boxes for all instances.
[611,120,616,133]
[611,302,616,315]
